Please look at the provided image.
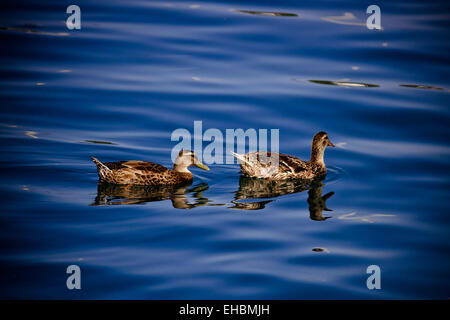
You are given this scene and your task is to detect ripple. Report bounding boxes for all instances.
[324,166,346,184]
[0,26,69,37]
[233,10,298,17]
[25,131,38,139]
[321,12,366,27]
[84,140,118,145]
[337,212,396,223]
[312,247,330,253]
[308,80,379,88]
[400,84,444,90]
[336,137,450,159]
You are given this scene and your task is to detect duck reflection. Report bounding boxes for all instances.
[91,182,210,209]
[307,179,334,221]
[230,176,335,220]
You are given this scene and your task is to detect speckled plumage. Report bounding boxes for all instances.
[232,131,334,180]
[91,150,209,186]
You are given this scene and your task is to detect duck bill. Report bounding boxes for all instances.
[195,162,210,171]
[327,141,335,147]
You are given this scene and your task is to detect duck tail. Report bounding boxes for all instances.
[90,156,111,173]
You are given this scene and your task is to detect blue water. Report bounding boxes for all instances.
[1,0,449,299]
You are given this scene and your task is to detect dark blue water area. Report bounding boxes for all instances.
[0,0,449,299]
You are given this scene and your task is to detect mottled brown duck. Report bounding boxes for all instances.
[231,131,335,180]
[91,150,209,185]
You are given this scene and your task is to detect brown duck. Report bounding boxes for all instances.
[231,131,335,180]
[91,150,209,185]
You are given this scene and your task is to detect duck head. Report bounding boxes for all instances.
[173,150,210,173]
[310,131,334,165]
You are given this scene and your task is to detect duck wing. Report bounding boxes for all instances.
[278,153,309,174]
[105,160,169,173]
[232,151,309,179]
[103,160,181,185]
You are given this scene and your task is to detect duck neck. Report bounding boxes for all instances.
[310,146,325,166]
[173,164,192,175]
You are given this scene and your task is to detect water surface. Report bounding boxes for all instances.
[0,0,449,299]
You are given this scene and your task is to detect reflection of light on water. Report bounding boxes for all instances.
[335,142,347,148]
[338,212,395,223]
[25,131,38,139]
[0,123,19,128]
[159,2,174,7]
[36,82,46,86]
[324,166,346,185]
[321,12,365,27]
[338,137,450,158]
[59,69,72,73]
[322,12,384,30]
[337,82,366,87]
[0,26,69,36]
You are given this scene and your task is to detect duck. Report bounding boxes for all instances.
[90,150,209,185]
[307,178,335,221]
[231,131,334,180]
